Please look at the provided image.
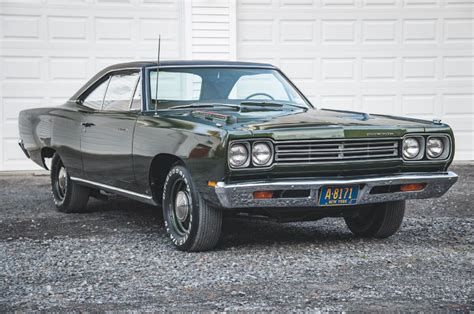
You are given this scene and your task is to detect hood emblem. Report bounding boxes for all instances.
[366,132,396,137]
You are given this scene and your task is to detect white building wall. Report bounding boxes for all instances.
[0,0,472,171]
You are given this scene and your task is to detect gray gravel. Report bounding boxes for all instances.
[0,165,473,311]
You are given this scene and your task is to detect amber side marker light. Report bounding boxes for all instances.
[400,183,426,192]
[253,191,274,199]
[207,181,217,187]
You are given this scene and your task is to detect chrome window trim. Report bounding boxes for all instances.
[147,65,277,70]
[129,75,141,111]
[142,66,313,112]
[73,67,142,110]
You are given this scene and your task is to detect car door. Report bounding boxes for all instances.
[80,70,141,191]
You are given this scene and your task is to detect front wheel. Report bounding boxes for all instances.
[162,165,222,252]
[344,201,405,238]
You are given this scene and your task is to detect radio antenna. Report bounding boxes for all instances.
[154,34,161,115]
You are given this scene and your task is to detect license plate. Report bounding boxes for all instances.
[319,185,359,206]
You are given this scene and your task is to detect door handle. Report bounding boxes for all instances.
[117,127,128,131]
[81,122,95,127]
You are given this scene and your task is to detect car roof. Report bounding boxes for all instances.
[105,60,277,70]
[71,60,278,100]
[70,60,277,100]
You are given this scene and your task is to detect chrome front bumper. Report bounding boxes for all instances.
[214,172,458,209]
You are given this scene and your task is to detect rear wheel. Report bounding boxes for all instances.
[51,154,90,213]
[344,201,405,238]
[162,165,222,252]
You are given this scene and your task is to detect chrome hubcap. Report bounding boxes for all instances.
[175,191,190,222]
[58,167,67,194]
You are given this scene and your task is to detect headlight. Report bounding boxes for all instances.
[403,137,421,159]
[229,143,249,168]
[252,142,273,166]
[426,137,444,158]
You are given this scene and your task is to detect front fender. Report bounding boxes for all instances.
[132,114,228,203]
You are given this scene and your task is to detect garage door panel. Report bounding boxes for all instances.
[444,56,474,79]
[1,14,42,40]
[48,16,88,42]
[2,57,42,80]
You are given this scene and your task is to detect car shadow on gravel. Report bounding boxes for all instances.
[1,164,472,248]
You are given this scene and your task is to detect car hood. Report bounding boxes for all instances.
[239,108,431,129]
[184,107,439,140]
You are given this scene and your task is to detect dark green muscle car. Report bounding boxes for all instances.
[18,60,458,251]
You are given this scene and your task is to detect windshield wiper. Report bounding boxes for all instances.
[169,103,240,110]
[240,101,307,110]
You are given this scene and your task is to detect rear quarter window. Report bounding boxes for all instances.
[103,72,140,111]
[83,79,109,110]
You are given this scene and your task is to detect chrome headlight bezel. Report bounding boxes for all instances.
[252,141,274,167]
[402,136,425,160]
[402,134,452,162]
[228,139,274,170]
[426,135,450,160]
[228,142,250,169]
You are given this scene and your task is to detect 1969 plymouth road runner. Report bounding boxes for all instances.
[18,60,458,251]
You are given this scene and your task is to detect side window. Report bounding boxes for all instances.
[103,72,140,111]
[83,79,109,110]
[131,77,141,110]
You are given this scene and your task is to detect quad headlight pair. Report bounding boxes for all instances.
[402,135,451,161]
[228,141,273,169]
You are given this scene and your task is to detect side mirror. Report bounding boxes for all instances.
[75,99,83,105]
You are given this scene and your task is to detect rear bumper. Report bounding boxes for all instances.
[214,171,458,209]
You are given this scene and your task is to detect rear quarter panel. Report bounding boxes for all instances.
[18,107,54,169]
[19,102,84,177]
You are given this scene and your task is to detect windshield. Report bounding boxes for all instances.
[147,67,310,110]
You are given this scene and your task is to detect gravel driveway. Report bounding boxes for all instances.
[1,165,472,311]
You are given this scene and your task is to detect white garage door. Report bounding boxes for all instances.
[237,0,474,160]
[0,0,184,171]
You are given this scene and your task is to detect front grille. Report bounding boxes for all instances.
[275,138,400,164]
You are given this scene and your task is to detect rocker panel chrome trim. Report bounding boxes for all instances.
[70,177,157,205]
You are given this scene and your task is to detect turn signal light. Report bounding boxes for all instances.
[207,181,217,187]
[400,183,426,192]
[253,191,274,199]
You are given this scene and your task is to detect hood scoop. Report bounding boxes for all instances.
[191,110,236,124]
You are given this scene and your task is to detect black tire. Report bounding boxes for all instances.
[51,153,90,213]
[344,201,405,238]
[162,165,222,252]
